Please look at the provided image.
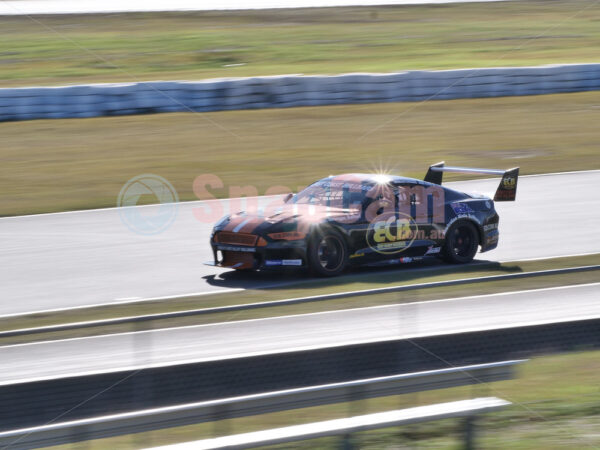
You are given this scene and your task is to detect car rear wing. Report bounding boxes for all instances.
[424,162,519,201]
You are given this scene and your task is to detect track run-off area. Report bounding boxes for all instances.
[1,170,599,317]
[0,282,597,385]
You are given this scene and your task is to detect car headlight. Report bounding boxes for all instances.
[214,214,231,228]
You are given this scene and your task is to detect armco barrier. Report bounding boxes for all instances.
[0,317,597,432]
[1,63,599,121]
[0,362,519,449]
[2,264,599,338]
[145,398,510,450]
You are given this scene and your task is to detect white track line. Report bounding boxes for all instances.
[4,282,598,351]
[0,288,244,320]
[498,252,600,263]
[2,312,598,386]
[1,256,598,319]
[1,266,598,339]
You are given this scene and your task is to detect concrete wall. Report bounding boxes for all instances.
[1,63,599,122]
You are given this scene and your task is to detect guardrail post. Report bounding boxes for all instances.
[463,415,476,450]
[347,385,366,416]
[340,433,354,450]
[70,424,91,448]
[345,384,365,449]
[212,404,231,438]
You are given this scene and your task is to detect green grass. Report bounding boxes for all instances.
[47,350,600,449]
[2,254,597,345]
[1,1,600,87]
[1,91,600,216]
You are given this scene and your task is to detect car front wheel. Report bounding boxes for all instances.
[307,229,348,277]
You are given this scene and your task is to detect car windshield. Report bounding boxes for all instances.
[292,179,374,207]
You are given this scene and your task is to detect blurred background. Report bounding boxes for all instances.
[1,1,600,216]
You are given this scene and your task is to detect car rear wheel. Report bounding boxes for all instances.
[307,229,348,277]
[441,221,479,264]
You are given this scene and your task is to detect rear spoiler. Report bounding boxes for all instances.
[424,161,519,202]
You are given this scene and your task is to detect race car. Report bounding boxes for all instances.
[208,162,518,276]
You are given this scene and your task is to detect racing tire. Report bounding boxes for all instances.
[441,220,479,264]
[307,229,348,277]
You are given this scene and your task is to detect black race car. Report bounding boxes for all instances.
[208,162,518,276]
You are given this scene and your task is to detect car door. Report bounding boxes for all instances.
[393,181,443,257]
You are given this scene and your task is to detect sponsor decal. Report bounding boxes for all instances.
[282,259,303,266]
[349,252,365,259]
[425,246,441,255]
[366,212,418,255]
[385,257,419,265]
[265,259,303,266]
[313,180,373,192]
[483,223,498,231]
[486,235,499,245]
[217,245,256,252]
[485,200,492,209]
[265,260,282,266]
[502,176,517,190]
[450,202,474,215]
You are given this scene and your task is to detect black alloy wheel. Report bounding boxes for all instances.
[307,229,348,276]
[441,220,479,264]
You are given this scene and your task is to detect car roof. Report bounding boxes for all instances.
[314,174,475,199]
[322,173,425,185]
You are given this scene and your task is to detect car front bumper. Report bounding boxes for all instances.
[208,241,308,270]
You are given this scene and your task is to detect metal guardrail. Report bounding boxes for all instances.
[1,265,598,338]
[148,397,511,450]
[0,360,522,449]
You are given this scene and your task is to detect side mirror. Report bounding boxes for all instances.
[284,193,294,203]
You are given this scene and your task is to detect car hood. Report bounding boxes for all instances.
[217,203,360,235]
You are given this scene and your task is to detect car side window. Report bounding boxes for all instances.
[394,183,417,206]
[395,182,433,222]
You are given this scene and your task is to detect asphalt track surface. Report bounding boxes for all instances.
[1,171,599,317]
[0,0,508,15]
[0,282,598,385]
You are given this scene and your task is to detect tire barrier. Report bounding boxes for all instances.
[1,63,599,122]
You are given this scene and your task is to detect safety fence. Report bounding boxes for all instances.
[0,316,597,432]
[1,63,599,121]
[2,264,598,339]
[147,398,510,450]
[0,361,519,449]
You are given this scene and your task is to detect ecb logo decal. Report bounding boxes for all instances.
[366,212,419,255]
[502,176,516,189]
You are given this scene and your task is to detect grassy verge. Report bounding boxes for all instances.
[2,91,600,216]
[2,254,598,344]
[1,1,600,87]
[47,349,600,449]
